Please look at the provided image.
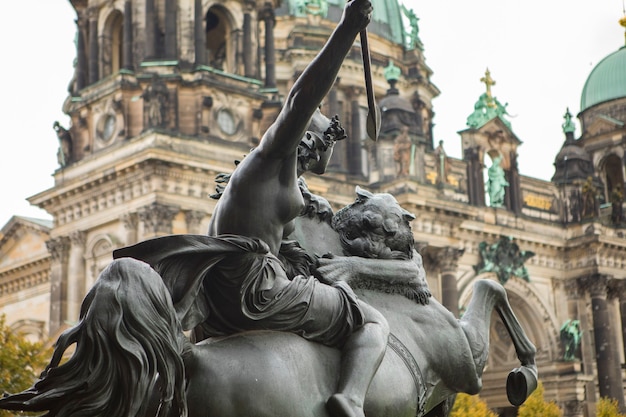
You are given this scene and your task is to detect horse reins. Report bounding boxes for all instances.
[387,333,426,416]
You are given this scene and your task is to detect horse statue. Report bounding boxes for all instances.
[0,188,537,417]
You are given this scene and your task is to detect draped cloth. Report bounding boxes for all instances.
[113,234,364,348]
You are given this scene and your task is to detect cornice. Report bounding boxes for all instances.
[0,257,50,299]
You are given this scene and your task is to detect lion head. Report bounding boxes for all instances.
[331,187,416,260]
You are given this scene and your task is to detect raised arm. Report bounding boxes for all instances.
[258,0,372,159]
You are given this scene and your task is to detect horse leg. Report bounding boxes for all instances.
[459,279,537,406]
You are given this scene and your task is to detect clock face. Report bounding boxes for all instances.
[217,109,236,135]
[98,114,117,142]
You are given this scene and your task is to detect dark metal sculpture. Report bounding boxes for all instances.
[0,1,538,416]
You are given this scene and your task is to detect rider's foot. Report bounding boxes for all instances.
[326,393,365,417]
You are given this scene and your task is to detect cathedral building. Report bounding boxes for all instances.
[1,1,626,415]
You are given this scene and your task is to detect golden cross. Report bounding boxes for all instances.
[480,68,496,107]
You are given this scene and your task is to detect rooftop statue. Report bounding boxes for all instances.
[0,1,537,416]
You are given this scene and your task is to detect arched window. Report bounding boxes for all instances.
[102,11,124,78]
[205,7,230,71]
[603,154,624,201]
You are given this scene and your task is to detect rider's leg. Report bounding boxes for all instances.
[327,301,389,417]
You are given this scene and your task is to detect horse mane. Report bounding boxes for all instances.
[0,259,189,417]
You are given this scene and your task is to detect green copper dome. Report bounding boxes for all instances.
[581,46,626,111]
[278,0,420,49]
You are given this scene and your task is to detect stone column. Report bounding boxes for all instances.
[581,274,625,409]
[348,92,363,176]
[506,151,522,214]
[568,277,597,414]
[46,236,71,335]
[465,146,485,206]
[614,280,626,365]
[145,0,156,59]
[138,202,179,239]
[121,212,139,245]
[243,3,254,78]
[88,8,99,85]
[563,400,585,417]
[261,3,276,88]
[164,0,177,60]
[194,0,206,66]
[75,14,88,91]
[67,231,87,324]
[185,210,206,234]
[436,247,464,318]
[122,0,133,70]
[564,279,580,320]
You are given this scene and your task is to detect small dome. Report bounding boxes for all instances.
[277,0,410,47]
[581,47,626,111]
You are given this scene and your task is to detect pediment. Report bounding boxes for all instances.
[459,117,522,169]
[585,114,624,137]
[0,216,51,270]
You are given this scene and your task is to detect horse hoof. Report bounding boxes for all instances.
[506,365,538,406]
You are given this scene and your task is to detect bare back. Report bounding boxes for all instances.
[208,148,304,255]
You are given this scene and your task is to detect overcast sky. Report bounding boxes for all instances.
[0,1,623,228]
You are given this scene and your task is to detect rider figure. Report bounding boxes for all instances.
[207,1,388,416]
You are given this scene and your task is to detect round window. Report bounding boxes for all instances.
[217,109,237,135]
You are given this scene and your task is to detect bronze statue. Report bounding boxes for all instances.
[0,1,538,416]
[0,187,538,417]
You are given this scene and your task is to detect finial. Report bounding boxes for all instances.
[562,108,576,134]
[620,12,626,46]
[384,61,401,82]
[480,68,496,108]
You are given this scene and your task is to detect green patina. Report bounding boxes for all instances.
[466,69,512,129]
[384,61,401,82]
[581,46,626,111]
[473,236,535,285]
[562,108,576,134]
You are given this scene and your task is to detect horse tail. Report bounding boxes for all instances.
[0,258,188,417]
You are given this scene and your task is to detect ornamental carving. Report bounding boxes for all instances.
[435,247,465,272]
[46,237,71,262]
[138,203,179,235]
[473,236,534,285]
[578,274,609,298]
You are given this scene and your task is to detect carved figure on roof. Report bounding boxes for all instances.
[560,319,582,361]
[487,154,509,208]
[142,74,169,129]
[474,236,535,285]
[295,0,328,17]
[581,176,598,219]
[400,4,421,49]
[434,140,450,185]
[611,186,623,224]
[393,126,412,177]
[53,121,73,167]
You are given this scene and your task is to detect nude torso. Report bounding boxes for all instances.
[208,149,304,255]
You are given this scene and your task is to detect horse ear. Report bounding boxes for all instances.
[355,186,373,202]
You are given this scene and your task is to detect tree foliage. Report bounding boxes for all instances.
[597,397,626,417]
[517,381,563,417]
[450,393,497,417]
[0,315,51,417]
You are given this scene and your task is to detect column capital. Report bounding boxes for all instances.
[69,230,86,248]
[563,278,581,300]
[185,210,207,233]
[259,2,275,24]
[46,236,71,262]
[578,274,611,299]
[607,278,626,301]
[139,202,179,235]
[435,246,465,273]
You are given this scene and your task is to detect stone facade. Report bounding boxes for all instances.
[1,1,625,415]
